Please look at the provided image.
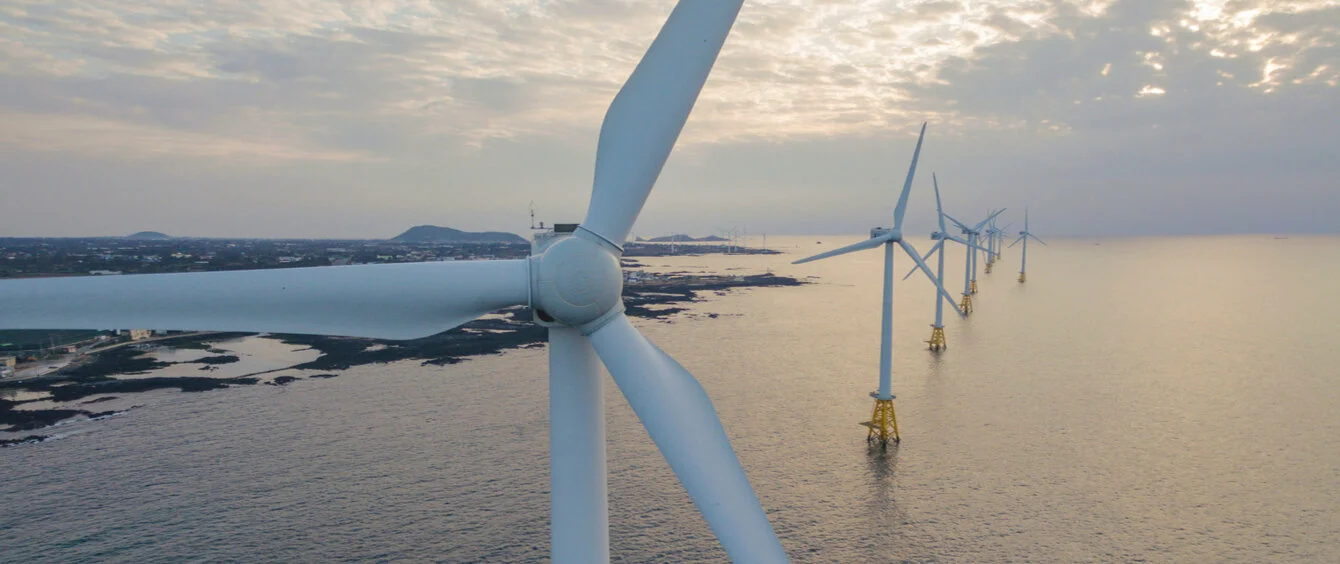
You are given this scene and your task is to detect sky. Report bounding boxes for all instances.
[1,0,1337,239]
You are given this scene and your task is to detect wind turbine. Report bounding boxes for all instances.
[996,221,1011,261]
[790,123,963,446]
[976,209,1000,280]
[0,3,788,562]
[1011,207,1047,283]
[983,216,997,274]
[943,209,1004,313]
[983,216,1010,274]
[993,221,1012,264]
[900,175,984,351]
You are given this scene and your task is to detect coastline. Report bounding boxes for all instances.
[1,272,804,443]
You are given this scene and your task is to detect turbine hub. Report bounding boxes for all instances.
[530,234,623,330]
[870,227,901,241]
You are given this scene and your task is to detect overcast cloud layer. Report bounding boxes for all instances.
[2,0,1337,238]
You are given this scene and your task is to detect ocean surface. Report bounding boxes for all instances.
[3,235,1339,562]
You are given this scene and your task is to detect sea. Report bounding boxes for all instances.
[2,235,1338,562]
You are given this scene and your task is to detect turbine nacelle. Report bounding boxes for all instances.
[871,227,902,241]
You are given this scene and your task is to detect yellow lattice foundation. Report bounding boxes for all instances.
[970,280,978,294]
[1018,272,1026,283]
[985,261,993,274]
[927,326,946,351]
[960,294,973,314]
[862,398,900,446]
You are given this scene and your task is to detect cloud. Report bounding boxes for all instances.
[0,0,1336,237]
[0,0,1165,157]
[0,111,371,162]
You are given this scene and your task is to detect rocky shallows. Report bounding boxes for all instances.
[0,272,804,437]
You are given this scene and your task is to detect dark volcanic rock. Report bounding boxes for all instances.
[191,355,240,365]
[1,435,49,447]
[60,347,171,379]
[277,308,546,370]
[45,377,256,403]
[87,409,132,421]
[267,376,300,386]
[0,399,88,432]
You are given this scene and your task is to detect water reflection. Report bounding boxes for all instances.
[3,236,1340,562]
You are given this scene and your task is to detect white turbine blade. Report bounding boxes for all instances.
[943,213,970,232]
[791,235,889,265]
[0,260,530,340]
[1009,236,1025,248]
[587,313,785,562]
[932,173,947,233]
[901,240,941,281]
[892,122,927,229]
[898,240,965,319]
[581,0,743,248]
[973,209,1006,232]
[549,327,609,564]
[946,235,989,254]
[1030,234,1049,246]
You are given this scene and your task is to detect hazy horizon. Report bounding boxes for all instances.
[1,228,1331,241]
[3,1,1337,239]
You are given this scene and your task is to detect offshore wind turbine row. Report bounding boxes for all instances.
[793,122,1046,448]
[0,1,1047,561]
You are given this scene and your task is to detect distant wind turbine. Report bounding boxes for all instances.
[943,209,1004,313]
[1010,207,1047,283]
[995,222,1010,261]
[983,217,1011,274]
[791,123,963,445]
[900,174,984,350]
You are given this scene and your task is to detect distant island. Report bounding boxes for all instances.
[125,231,171,240]
[646,234,729,243]
[391,225,526,244]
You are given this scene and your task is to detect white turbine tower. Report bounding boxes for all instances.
[983,215,1002,274]
[900,174,984,351]
[974,209,1000,283]
[790,123,963,446]
[0,3,787,562]
[1011,207,1047,283]
[990,220,1013,269]
[943,209,1004,314]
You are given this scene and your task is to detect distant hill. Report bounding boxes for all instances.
[646,234,729,243]
[392,225,526,244]
[125,231,171,240]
